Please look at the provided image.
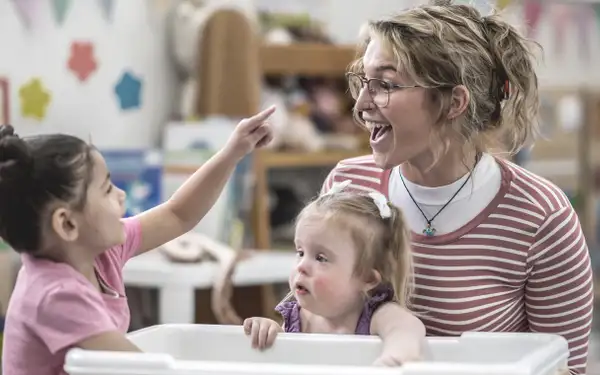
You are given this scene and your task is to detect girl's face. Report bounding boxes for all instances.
[75,150,127,252]
[291,215,375,319]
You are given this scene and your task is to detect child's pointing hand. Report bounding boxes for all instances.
[224,105,276,161]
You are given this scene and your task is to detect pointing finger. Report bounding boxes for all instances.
[249,105,276,123]
[238,106,276,133]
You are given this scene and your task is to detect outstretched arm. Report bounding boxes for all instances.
[133,106,275,256]
[370,302,426,366]
[525,206,594,375]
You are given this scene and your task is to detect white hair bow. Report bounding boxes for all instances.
[368,191,392,219]
[326,179,352,195]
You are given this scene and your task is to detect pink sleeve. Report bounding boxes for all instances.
[35,283,117,354]
[525,206,594,375]
[114,217,142,265]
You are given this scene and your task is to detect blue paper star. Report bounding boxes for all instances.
[114,71,142,110]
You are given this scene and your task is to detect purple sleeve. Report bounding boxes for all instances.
[274,301,302,333]
[34,283,117,354]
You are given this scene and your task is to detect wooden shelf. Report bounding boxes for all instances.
[255,149,367,169]
[260,43,357,77]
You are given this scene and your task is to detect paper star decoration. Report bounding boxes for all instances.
[114,71,142,111]
[19,78,51,120]
[67,41,98,82]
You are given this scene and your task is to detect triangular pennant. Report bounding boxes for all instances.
[593,4,600,34]
[496,0,512,10]
[523,0,544,38]
[12,0,37,29]
[549,4,572,59]
[574,4,594,63]
[51,0,71,25]
[98,0,115,22]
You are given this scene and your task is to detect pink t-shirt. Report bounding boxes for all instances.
[1,218,142,375]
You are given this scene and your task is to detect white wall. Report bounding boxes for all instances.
[0,0,176,148]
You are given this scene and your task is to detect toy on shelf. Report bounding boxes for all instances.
[64,325,569,375]
[169,0,259,121]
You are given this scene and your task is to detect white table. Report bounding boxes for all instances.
[122,250,295,324]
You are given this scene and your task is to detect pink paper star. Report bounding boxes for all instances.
[67,41,98,82]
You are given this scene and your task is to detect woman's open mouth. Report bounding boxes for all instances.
[367,121,392,144]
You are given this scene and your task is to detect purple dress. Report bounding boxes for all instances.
[274,285,394,334]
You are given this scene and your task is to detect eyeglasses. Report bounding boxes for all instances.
[346,72,423,108]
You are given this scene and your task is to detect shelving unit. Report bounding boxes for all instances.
[252,149,365,251]
[193,9,365,319]
[252,44,363,251]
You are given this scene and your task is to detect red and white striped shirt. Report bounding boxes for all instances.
[322,155,594,374]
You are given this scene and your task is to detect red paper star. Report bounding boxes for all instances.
[67,41,98,82]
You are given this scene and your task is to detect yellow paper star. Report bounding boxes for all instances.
[19,78,51,120]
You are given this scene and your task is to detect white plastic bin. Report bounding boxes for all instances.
[64,324,569,375]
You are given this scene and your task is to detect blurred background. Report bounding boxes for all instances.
[0,0,599,372]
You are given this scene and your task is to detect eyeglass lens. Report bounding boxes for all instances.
[347,74,389,107]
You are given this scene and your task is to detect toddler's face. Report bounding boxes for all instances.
[291,216,369,318]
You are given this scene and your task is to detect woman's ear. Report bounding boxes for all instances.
[51,207,80,243]
[363,269,383,292]
[446,85,470,120]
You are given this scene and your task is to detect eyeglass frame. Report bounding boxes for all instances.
[345,72,452,108]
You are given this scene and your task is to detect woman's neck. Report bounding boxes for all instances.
[401,147,478,187]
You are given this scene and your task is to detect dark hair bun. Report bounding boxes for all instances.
[0,125,33,183]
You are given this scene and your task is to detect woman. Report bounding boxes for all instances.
[322,1,593,374]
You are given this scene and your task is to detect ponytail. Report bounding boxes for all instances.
[481,12,541,153]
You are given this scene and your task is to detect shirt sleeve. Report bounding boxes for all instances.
[525,206,594,375]
[35,282,117,354]
[114,217,142,266]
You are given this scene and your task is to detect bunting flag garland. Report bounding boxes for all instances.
[98,0,115,22]
[548,4,571,59]
[51,0,71,25]
[522,0,544,38]
[11,0,37,29]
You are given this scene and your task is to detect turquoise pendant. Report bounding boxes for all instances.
[423,224,436,237]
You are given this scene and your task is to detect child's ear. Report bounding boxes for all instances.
[51,207,80,243]
[363,269,382,292]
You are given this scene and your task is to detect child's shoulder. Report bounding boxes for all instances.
[11,255,96,314]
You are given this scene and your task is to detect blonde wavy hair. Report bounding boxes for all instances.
[348,0,541,166]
